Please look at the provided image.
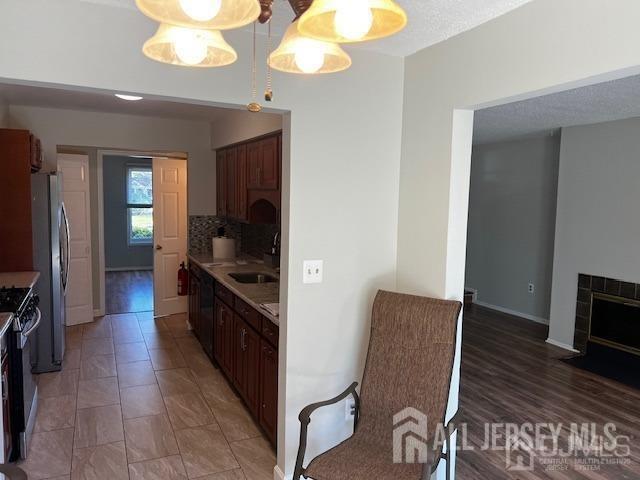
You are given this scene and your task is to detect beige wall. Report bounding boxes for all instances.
[9,105,214,312]
[0,2,404,477]
[210,110,282,149]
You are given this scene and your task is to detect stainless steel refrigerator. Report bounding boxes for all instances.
[31,172,69,373]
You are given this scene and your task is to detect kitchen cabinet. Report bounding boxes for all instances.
[247,135,279,190]
[216,132,281,223]
[216,149,227,217]
[226,148,237,218]
[0,128,43,271]
[236,145,248,221]
[190,261,279,447]
[214,298,235,379]
[233,315,261,417]
[259,338,278,444]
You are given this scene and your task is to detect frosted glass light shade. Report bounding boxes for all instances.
[143,24,237,68]
[136,0,260,30]
[298,0,407,43]
[268,21,351,75]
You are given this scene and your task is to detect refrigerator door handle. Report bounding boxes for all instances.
[60,201,71,296]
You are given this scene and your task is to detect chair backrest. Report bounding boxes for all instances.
[358,290,462,446]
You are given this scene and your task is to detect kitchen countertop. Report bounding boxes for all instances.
[0,271,40,289]
[188,254,280,326]
[0,313,13,338]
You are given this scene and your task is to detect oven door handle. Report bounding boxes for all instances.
[19,307,42,349]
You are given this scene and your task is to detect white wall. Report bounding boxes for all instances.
[549,117,640,347]
[400,1,640,477]
[9,105,215,216]
[211,110,282,149]
[0,1,405,477]
[466,134,560,322]
[10,105,214,312]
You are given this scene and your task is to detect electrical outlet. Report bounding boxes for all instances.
[528,283,535,294]
[303,260,323,284]
[345,398,356,421]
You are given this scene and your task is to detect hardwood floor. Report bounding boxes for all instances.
[458,304,640,479]
[106,271,153,315]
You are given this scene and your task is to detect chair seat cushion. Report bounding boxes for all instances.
[304,431,422,480]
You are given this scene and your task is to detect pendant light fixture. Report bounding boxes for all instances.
[136,0,260,30]
[297,0,407,43]
[143,24,237,67]
[268,20,351,75]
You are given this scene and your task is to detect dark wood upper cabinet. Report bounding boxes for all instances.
[259,135,279,190]
[247,140,262,190]
[216,149,227,217]
[247,135,279,191]
[216,131,281,223]
[0,128,41,272]
[236,145,248,221]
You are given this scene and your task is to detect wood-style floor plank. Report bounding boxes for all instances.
[458,304,640,479]
[106,270,153,314]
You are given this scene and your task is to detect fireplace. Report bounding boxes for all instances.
[573,274,640,352]
[590,293,640,356]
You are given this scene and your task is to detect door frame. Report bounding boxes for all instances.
[96,149,188,317]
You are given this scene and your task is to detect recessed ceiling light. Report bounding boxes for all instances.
[115,94,143,101]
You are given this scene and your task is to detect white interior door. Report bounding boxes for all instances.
[153,157,188,317]
[57,153,94,325]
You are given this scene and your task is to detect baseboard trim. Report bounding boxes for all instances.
[546,338,580,353]
[93,309,104,318]
[105,266,153,272]
[273,465,286,480]
[473,300,549,325]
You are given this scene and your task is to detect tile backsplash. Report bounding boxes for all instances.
[188,215,279,261]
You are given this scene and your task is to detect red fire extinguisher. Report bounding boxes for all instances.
[178,262,188,296]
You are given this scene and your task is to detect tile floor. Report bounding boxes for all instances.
[20,312,276,480]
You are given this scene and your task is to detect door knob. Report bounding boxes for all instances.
[155,245,163,250]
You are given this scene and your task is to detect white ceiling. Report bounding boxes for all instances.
[474,74,640,145]
[78,0,534,57]
[0,83,233,123]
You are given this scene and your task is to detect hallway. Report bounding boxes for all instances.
[105,271,153,315]
[22,312,275,479]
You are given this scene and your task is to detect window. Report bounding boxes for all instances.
[126,166,153,245]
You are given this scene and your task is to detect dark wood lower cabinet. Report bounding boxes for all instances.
[260,339,278,444]
[190,261,278,448]
[214,298,235,379]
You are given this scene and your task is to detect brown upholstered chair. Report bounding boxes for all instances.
[294,290,462,480]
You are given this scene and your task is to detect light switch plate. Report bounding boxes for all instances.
[303,260,323,284]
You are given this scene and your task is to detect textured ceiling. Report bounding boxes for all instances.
[474,74,640,145]
[0,83,231,122]
[78,0,533,57]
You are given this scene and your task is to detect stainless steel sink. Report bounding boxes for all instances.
[229,272,278,284]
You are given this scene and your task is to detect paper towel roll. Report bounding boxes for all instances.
[212,237,236,260]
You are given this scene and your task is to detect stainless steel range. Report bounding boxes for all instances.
[0,286,40,460]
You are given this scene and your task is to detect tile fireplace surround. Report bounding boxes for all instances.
[574,274,640,352]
